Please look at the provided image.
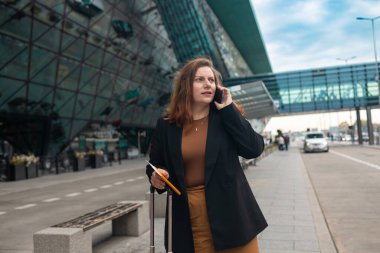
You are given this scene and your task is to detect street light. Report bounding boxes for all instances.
[356,16,380,106]
[336,56,356,64]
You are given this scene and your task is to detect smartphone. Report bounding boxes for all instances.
[213,88,223,103]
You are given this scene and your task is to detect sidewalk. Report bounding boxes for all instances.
[97,147,337,253]
[251,147,336,253]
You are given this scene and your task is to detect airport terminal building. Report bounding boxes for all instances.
[0,0,379,180]
[0,0,273,179]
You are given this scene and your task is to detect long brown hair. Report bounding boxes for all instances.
[164,57,244,125]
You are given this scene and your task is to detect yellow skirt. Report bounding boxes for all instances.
[187,185,260,253]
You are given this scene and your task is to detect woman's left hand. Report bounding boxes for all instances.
[214,86,232,110]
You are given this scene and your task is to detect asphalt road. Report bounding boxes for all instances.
[300,145,380,253]
[0,161,150,253]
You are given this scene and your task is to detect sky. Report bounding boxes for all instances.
[250,0,380,72]
[249,0,380,133]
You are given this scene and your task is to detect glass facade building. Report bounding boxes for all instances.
[0,0,265,160]
[0,0,178,156]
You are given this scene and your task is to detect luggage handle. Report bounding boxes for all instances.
[150,186,155,253]
[150,186,173,253]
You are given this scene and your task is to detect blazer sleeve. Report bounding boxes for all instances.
[146,118,167,193]
[219,103,264,158]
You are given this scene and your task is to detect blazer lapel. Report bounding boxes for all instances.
[167,123,186,190]
[204,109,221,187]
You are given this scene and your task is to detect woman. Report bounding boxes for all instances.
[146,57,267,253]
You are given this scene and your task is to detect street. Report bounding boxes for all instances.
[301,145,380,253]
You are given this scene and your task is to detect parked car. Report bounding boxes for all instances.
[127,146,140,159]
[303,132,329,153]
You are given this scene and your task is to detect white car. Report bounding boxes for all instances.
[303,132,329,153]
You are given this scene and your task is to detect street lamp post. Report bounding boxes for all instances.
[336,56,357,142]
[356,16,380,145]
[356,16,380,106]
[336,56,356,64]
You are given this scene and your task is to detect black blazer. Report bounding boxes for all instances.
[146,104,267,252]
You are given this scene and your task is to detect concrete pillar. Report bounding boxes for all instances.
[366,107,374,145]
[356,107,363,145]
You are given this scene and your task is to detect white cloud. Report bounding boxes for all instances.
[250,0,380,72]
[289,0,328,25]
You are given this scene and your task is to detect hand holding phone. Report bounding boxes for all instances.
[213,86,233,110]
[213,88,224,103]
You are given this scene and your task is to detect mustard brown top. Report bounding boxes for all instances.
[182,116,208,187]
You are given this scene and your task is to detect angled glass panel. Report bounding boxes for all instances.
[75,93,93,120]
[27,83,54,115]
[0,78,24,108]
[122,105,135,124]
[57,57,81,86]
[98,79,115,97]
[0,36,27,70]
[32,19,52,42]
[30,46,55,80]
[1,14,31,40]
[80,72,98,95]
[0,46,29,80]
[32,84,54,117]
[49,119,71,153]
[130,63,143,83]
[62,32,77,50]
[107,106,121,122]
[92,97,109,119]
[97,72,112,96]
[62,38,85,60]
[80,65,98,88]
[4,85,27,114]
[114,78,128,94]
[31,59,58,86]
[0,4,17,25]
[70,119,88,139]
[84,43,99,60]
[54,89,76,116]
[34,25,61,52]
[59,67,81,91]
[103,52,120,73]
[56,94,76,118]
[86,46,103,67]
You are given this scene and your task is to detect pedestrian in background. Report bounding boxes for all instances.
[284,135,289,151]
[146,57,267,253]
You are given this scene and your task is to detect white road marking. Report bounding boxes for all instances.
[126,179,136,182]
[330,150,380,170]
[66,192,81,197]
[136,176,145,180]
[43,198,61,203]
[15,204,37,210]
[0,211,6,215]
[114,181,124,185]
[100,185,112,189]
[84,188,98,193]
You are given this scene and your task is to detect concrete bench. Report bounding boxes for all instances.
[34,200,148,253]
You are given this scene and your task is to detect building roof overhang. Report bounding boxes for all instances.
[206,0,272,74]
[229,81,278,119]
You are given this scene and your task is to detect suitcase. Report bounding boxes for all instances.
[149,186,173,253]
